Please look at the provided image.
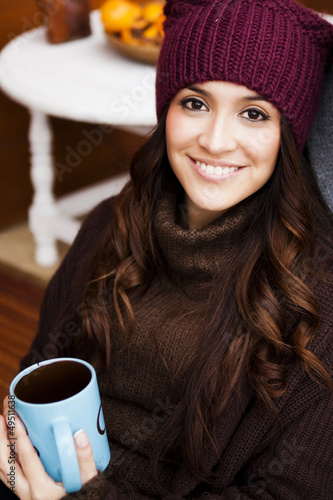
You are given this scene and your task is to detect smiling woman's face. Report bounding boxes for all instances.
[165,81,281,229]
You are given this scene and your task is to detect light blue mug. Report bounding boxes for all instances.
[9,357,111,493]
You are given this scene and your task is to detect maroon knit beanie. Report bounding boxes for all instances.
[156,0,333,150]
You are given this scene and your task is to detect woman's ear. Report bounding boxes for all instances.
[307,64,333,213]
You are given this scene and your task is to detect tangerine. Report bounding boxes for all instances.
[100,0,142,32]
[142,2,164,23]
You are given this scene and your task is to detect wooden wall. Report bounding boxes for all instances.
[0,0,332,229]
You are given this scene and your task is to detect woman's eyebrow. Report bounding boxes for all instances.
[241,95,269,102]
[187,85,210,96]
[187,86,269,103]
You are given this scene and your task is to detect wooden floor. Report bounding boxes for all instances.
[0,265,45,404]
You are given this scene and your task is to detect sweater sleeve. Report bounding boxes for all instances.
[20,196,116,370]
[61,390,333,500]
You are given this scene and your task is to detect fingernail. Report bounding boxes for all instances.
[74,429,89,448]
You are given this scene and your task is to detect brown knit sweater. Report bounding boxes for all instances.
[20,188,333,500]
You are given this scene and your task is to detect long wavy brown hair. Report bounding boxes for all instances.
[73,111,332,480]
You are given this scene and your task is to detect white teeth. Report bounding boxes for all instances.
[195,161,239,176]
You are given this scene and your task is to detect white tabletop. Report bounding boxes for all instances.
[0,10,157,127]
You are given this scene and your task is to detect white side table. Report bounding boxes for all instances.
[0,11,157,266]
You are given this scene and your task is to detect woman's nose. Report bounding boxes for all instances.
[198,115,238,155]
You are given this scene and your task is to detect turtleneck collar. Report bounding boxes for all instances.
[153,183,259,280]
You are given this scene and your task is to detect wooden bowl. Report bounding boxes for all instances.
[106,33,160,65]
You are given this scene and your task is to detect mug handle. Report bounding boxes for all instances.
[51,419,82,493]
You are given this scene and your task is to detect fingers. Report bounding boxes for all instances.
[3,396,9,416]
[14,415,51,489]
[1,397,96,498]
[1,410,65,500]
[0,413,30,499]
[74,430,98,484]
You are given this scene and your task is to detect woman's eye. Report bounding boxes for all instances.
[181,98,208,111]
[241,108,269,121]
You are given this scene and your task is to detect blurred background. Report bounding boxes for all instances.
[0,0,144,231]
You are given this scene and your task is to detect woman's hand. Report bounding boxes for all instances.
[0,396,97,500]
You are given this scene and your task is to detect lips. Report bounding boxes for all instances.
[195,160,239,176]
[190,157,243,179]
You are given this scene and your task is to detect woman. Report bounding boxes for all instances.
[1,0,333,498]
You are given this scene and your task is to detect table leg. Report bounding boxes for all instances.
[28,109,59,267]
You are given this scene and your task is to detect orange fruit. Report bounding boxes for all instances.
[100,0,142,32]
[142,2,164,23]
[142,24,160,41]
[153,14,165,33]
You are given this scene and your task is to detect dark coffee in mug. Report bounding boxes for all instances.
[14,360,92,404]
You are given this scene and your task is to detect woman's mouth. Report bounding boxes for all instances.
[190,157,244,180]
